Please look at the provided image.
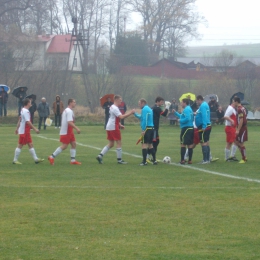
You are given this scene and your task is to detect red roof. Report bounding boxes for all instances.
[47,34,74,53]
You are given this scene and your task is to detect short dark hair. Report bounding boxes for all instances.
[155,96,164,103]
[233,96,241,103]
[182,98,190,105]
[23,98,30,106]
[68,98,75,105]
[196,95,204,101]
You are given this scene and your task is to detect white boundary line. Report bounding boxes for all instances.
[37,135,260,184]
[0,185,260,189]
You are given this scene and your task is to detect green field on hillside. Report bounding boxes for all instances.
[186,43,260,58]
[1,125,260,259]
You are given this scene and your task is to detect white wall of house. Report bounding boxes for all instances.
[67,44,83,72]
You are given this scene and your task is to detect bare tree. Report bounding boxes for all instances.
[130,0,203,60]
[213,49,236,74]
[0,0,32,17]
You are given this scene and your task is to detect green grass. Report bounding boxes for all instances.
[1,124,260,259]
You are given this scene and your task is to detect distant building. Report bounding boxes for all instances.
[13,34,83,71]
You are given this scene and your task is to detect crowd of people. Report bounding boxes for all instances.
[11,92,248,166]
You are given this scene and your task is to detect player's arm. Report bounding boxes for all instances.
[201,105,207,130]
[179,108,189,124]
[134,112,141,120]
[15,116,21,134]
[236,115,243,134]
[68,121,80,134]
[26,120,39,134]
[119,109,135,119]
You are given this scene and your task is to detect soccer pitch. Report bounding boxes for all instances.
[1,124,260,259]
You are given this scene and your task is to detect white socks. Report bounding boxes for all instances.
[225,148,230,160]
[101,145,110,156]
[230,145,238,157]
[70,149,76,162]
[14,148,21,162]
[116,148,122,160]
[29,148,38,160]
[52,147,63,158]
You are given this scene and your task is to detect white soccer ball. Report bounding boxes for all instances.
[163,156,171,164]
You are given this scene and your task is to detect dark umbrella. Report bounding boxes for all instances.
[12,86,28,98]
[204,94,219,103]
[26,94,37,101]
[241,100,249,105]
[0,84,10,94]
[230,92,244,104]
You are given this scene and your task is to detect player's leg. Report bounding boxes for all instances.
[70,140,81,165]
[140,143,148,165]
[13,143,23,164]
[97,134,115,164]
[48,137,69,165]
[225,127,236,161]
[116,140,127,164]
[27,142,44,164]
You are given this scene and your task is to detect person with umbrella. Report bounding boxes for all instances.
[37,97,50,130]
[208,96,219,112]
[0,86,8,117]
[17,87,27,116]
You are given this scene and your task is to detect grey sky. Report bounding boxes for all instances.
[191,0,260,46]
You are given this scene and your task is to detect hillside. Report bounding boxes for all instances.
[186,43,260,58]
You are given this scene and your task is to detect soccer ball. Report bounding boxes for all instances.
[163,156,171,164]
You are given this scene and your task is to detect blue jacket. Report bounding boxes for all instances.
[134,105,154,131]
[174,105,194,128]
[195,101,211,129]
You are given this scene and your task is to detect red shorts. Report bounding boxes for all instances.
[107,129,121,141]
[236,126,248,143]
[225,126,236,143]
[193,128,200,145]
[60,133,76,144]
[19,133,32,145]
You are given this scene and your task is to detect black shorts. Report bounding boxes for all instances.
[180,127,194,145]
[143,128,154,144]
[198,125,211,143]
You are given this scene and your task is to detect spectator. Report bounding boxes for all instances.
[169,98,178,125]
[18,87,27,116]
[102,97,113,129]
[37,97,50,130]
[52,95,64,129]
[216,106,225,125]
[29,98,37,124]
[0,86,8,117]
[208,96,219,112]
[118,99,127,127]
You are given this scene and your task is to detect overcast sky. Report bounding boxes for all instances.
[191,0,260,46]
[129,0,260,47]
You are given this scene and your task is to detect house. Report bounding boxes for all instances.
[14,34,83,71]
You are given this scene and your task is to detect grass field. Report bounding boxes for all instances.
[1,124,260,260]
